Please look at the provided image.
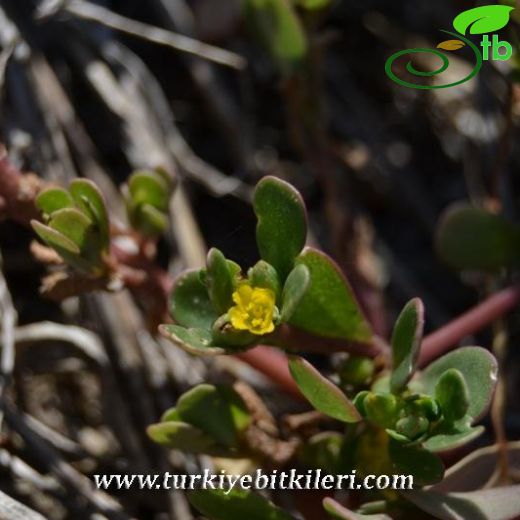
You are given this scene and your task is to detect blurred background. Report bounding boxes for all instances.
[0,0,519,518]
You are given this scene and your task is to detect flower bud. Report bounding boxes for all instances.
[364,393,399,429]
[395,415,430,440]
[339,356,375,386]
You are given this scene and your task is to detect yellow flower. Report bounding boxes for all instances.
[229,283,276,335]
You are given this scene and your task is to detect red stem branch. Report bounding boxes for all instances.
[419,285,520,367]
[236,347,302,399]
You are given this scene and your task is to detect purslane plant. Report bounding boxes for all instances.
[150,176,503,519]
[159,176,373,355]
[122,168,174,239]
[150,298,498,482]
[31,169,174,275]
[31,178,111,275]
[23,168,514,519]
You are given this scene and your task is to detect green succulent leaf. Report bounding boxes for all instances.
[176,384,250,448]
[206,248,235,314]
[281,264,310,321]
[160,407,180,422]
[423,424,484,452]
[159,324,225,355]
[31,220,92,272]
[254,176,307,281]
[69,178,110,250]
[170,270,219,330]
[242,0,308,74]
[405,485,520,520]
[31,221,80,256]
[453,5,514,35]
[323,498,391,520]
[35,187,74,216]
[48,208,93,249]
[288,248,372,343]
[288,356,361,423]
[188,488,296,520]
[389,440,444,486]
[390,298,424,393]
[406,394,440,421]
[295,0,332,10]
[394,415,429,441]
[431,440,520,491]
[353,390,370,416]
[435,368,470,423]
[363,393,398,429]
[147,421,220,453]
[385,428,411,444]
[48,208,103,269]
[436,204,520,271]
[419,347,498,422]
[248,260,281,302]
[129,170,170,211]
[137,204,169,235]
[227,260,242,280]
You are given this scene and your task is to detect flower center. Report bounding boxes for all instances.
[228,283,276,335]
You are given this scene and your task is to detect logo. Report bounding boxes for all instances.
[385,4,515,90]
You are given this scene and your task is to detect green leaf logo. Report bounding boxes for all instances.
[453,5,514,35]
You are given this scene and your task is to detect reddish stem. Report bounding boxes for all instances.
[236,347,303,400]
[269,324,385,357]
[419,285,520,366]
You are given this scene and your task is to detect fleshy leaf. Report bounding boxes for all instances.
[437,39,466,50]
[423,424,484,452]
[242,0,308,74]
[31,221,80,256]
[288,356,361,423]
[147,421,220,453]
[281,264,310,321]
[288,248,372,342]
[170,270,218,330]
[323,498,391,520]
[435,368,470,423]
[35,187,74,216]
[295,0,332,10]
[137,204,169,235]
[159,324,225,356]
[419,347,498,422]
[69,179,110,250]
[405,485,520,520]
[206,248,235,314]
[48,208,93,249]
[129,170,169,211]
[394,414,429,441]
[248,261,281,302]
[176,384,250,448]
[390,298,424,393]
[254,176,307,281]
[433,441,520,492]
[31,221,95,272]
[188,488,296,520]
[389,440,444,486]
[436,204,520,271]
[453,5,514,35]
[160,407,180,422]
